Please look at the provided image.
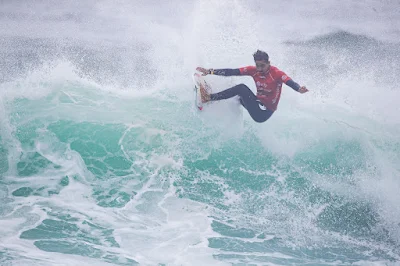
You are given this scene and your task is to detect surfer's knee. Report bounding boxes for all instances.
[250,111,274,123]
[237,83,249,89]
[233,84,250,95]
[253,117,266,123]
[232,83,248,89]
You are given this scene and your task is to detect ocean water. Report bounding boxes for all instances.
[1,1,400,265]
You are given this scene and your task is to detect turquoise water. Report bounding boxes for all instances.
[1,77,399,265]
[1,1,400,265]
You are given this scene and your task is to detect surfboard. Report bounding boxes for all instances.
[193,73,212,111]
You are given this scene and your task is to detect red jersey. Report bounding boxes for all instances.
[239,66,291,111]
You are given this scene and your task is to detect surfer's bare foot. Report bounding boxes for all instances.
[200,84,210,103]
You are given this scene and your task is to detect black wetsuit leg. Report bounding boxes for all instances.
[210,84,274,123]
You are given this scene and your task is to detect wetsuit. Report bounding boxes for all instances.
[209,66,301,123]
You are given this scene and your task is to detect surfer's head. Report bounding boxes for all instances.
[253,50,270,73]
[253,50,269,62]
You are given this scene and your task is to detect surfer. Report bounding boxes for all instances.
[196,50,309,123]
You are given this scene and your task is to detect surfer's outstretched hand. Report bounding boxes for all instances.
[298,86,309,94]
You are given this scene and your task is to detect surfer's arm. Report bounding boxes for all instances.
[208,68,241,76]
[275,68,308,94]
[286,79,300,91]
[285,79,308,94]
[196,66,251,76]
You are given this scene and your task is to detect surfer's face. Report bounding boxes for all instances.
[255,60,270,73]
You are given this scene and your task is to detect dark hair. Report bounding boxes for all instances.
[253,50,269,62]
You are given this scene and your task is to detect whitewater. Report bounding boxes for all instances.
[1,0,400,265]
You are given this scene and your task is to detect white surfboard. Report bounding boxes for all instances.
[193,73,212,111]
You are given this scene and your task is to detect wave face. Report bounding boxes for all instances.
[1,1,400,265]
